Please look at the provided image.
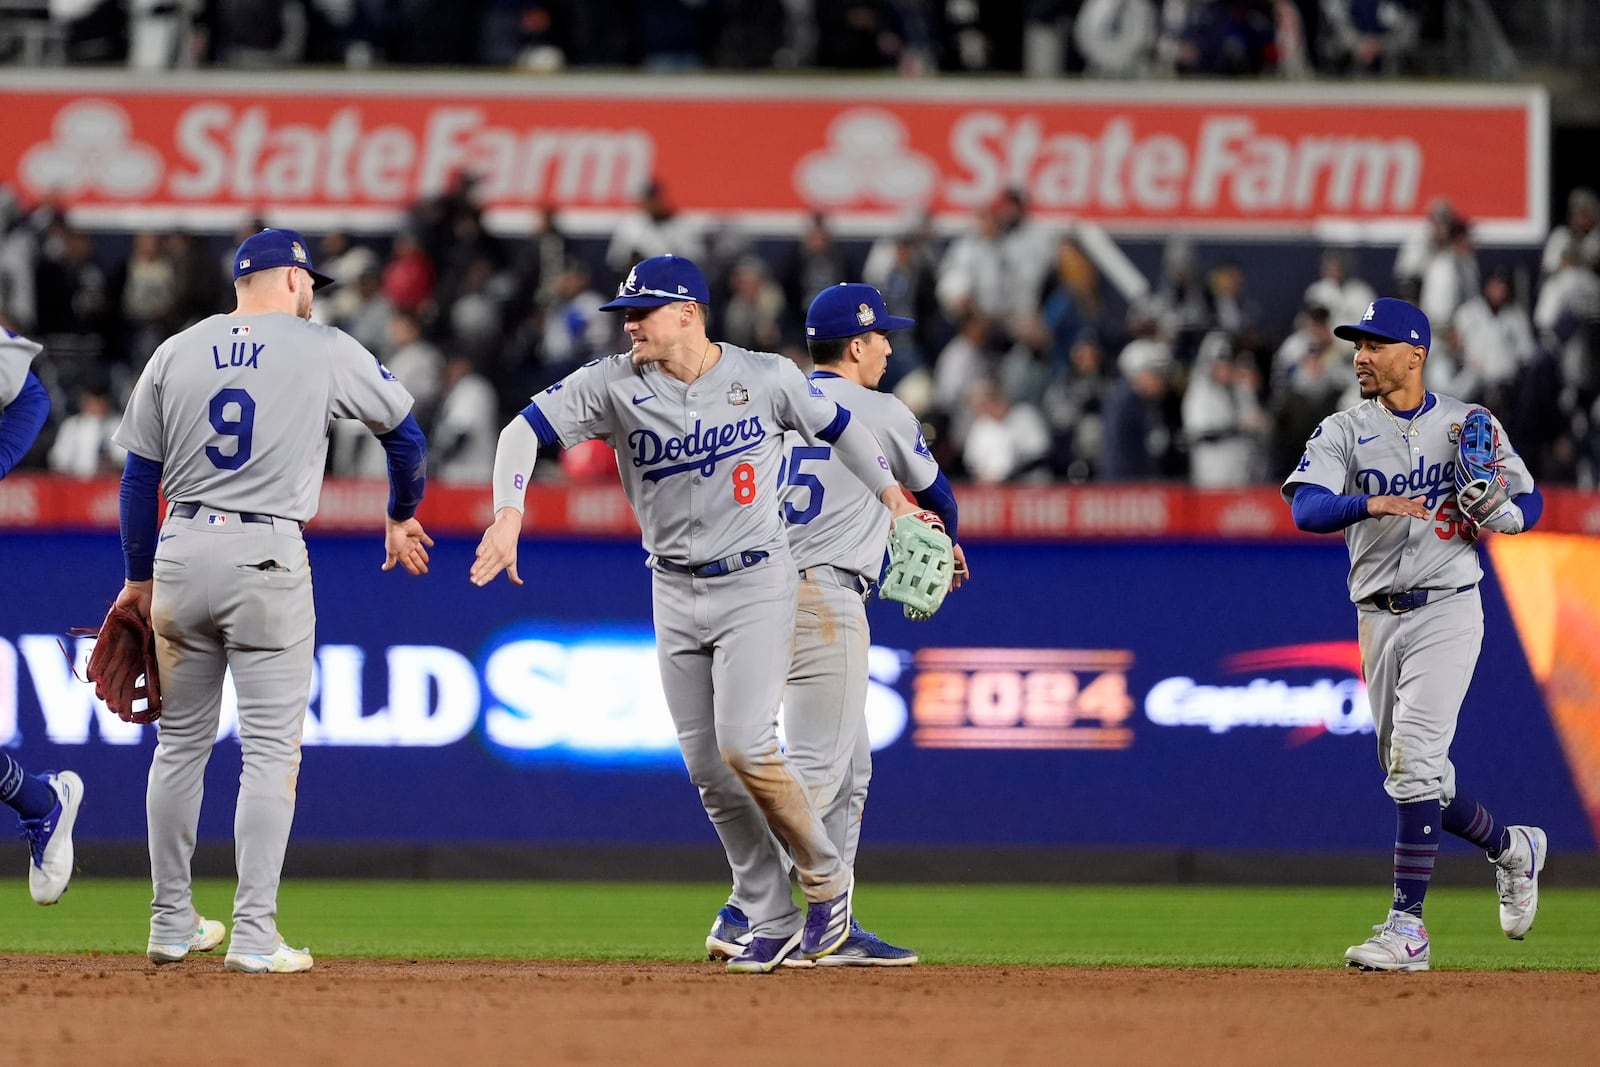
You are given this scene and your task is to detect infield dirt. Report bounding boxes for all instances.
[1,956,1595,1065]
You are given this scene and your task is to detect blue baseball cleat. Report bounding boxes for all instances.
[800,875,854,960]
[814,919,919,967]
[726,930,808,975]
[706,904,750,960]
[22,771,83,906]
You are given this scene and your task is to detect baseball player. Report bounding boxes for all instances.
[1281,297,1547,972]
[110,228,433,974]
[706,283,967,968]
[471,255,922,973]
[2,326,85,905]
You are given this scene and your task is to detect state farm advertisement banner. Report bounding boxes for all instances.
[0,73,1545,240]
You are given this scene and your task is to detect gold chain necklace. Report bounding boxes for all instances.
[1375,397,1423,439]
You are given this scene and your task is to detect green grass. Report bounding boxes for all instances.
[6,880,1599,970]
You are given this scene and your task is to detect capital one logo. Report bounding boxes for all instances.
[793,109,938,207]
[19,101,165,199]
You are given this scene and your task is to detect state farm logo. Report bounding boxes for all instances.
[794,109,938,207]
[19,101,164,198]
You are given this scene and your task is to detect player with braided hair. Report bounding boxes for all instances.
[1281,297,1547,971]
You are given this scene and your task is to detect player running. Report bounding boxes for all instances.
[471,255,923,972]
[3,326,86,905]
[1281,297,1547,972]
[705,283,967,967]
[110,229,433,973]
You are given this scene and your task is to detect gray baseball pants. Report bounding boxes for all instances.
[147,507,314,955]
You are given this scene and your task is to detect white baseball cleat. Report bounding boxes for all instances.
[25,771,83,906]
[1493,825,1548,940]
[1344,911,1430,972]
[225,937,313,974]
[148,918,228,964]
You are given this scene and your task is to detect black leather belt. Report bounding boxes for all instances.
[1364,584,1475,614]
[655,550,769,578]
[170,502,289,527]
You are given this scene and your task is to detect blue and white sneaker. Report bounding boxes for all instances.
[814,919,919,967]
[707,904,812,969]
[800,875,853,960]
[726,929,806,975]
[148,918,228,964]
[22,771,83,906]
[706,904,750,960]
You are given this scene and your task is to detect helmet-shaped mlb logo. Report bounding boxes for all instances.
[238,258,251,270]
[856,303,877,327]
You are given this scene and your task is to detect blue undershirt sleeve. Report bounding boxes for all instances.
[911,468,959,542]
[0,372,49,479]
[1515,487,1543,531]
[376,413,428,521]
[119,452,163,582]
[1291,483,1372,533]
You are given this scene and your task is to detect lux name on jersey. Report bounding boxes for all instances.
[212,342,266,369]
[628,417,764,481]
[1355,455,1460,507]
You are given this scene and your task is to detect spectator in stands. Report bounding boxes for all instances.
[128,0,200,68]
[1451,266,1537,412]
[1534,239,1600,410]
[813,0,908,69]
[201,0,309,66]
[479,0,571,69]
[782,214,848,331]
[1163,0,1279,76]
[1393,196,1457,303]
[722,255,786,353]
[383,310,445,424]
[0,186,40,332]
[1269,303,1344,476]
[1303,247,1376,332]
[539,257,610,373]
[448,258,508,364]
[1418,216,1478,334]
[33,226,111,398]
[429,355,498,482]
[1181,330,1268,486]
[936,190,1053,344]
[1198,260,1263,357]
[1317,0,1421,75]
[165,230,221,329]
[712,0,795,69]
[1073,0,1159,77]
[333,263,394,356]
[119,230,177,367]
[1099,301,1175,481]
[1541,186,1600,279]
[863,216,942,379]
[381,232,438,317]
[46,382,125,477]
[931,310,995,443]
[962,377,1053,484]
[604,179,704,280]
[1040,332,1112,481]
[1149,233,1209,362]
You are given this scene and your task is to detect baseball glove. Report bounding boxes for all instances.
[1454,407,1514,531]
[880,510,955,622]
[74,605,161,723]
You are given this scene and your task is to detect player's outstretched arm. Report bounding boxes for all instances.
[471,507,524,587]
[383,516,434,575]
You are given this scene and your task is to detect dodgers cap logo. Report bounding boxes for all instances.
[1334,297,1430,351]
[805,282,915,341]
[598,255,711,311]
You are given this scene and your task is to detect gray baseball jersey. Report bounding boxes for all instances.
[0,329,42,408]
[113,313,414,520]
[1281,394,1533,602]
[782,371,941,578]
[1282,393,1534,804]
[525,343,900,939]
[116,310,414,959]
[531,345,855,564]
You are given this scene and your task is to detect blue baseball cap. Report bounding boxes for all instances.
[232,228,335,290]
[1334,297,1430,350]
[599,254,711,311]
[805,283,915,341]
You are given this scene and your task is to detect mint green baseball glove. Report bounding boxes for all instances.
[880,510,955,622]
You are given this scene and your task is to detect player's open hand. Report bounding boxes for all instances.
[950,543,971,590]
[1367,494,1432,520]
[470,508,524,587]
[383,516,435,575]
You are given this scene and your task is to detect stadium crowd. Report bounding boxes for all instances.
[3,172,1599,489]
[10,1,1448,79]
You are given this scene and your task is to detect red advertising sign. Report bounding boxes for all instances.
[0,73,1546,240]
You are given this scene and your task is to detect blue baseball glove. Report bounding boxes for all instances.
[1455,407,1514,532]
